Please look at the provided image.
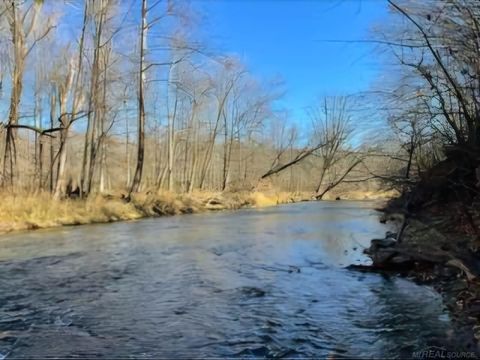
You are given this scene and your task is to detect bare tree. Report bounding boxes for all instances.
[54,1,89,199]
[308,96,364,199]
[198,59,242,189]
[1,1,54,186]
[129,0,148,195]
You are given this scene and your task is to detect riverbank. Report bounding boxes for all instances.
[350,200,480,352]
[0,187,397,236]
[0,190,309,235]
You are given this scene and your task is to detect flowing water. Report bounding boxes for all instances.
[0,201,456,358]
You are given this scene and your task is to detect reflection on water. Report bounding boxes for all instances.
[0,201,456,358]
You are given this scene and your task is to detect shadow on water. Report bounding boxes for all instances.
[0,201,458,358]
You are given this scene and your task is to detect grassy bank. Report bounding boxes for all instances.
[0,190,315,235]
[0,188,396,235]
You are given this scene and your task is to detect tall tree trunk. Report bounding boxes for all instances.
[222,109,229,191]
[315,165,327,194]
[34,86,43,190]
[187,102,199,193]
[129,0,147,195]
[405,134,415,179]
[199,85,233,189]
[81,0,104,197]
[48,87,56,192]
[55,1,87,199]
[125,101,131,189]
[167,92,178,192]
[3,3,23,186]
[54,129,69,199]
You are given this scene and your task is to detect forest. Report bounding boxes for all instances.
[0,0,405,206]
[0,0,479,244]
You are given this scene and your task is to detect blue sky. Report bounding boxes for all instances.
[3,0,389,141]
[194,0,389,127]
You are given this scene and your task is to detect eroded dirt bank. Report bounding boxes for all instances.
[350,199,480,352]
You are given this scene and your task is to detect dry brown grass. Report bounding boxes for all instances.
[0,191,144,233]
[246,191,312,207]
[0,187,396,235]
[0,190,304,234]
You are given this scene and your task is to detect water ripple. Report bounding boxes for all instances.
[0,201,459,358]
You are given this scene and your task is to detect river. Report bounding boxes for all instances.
[0,201,456,358]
